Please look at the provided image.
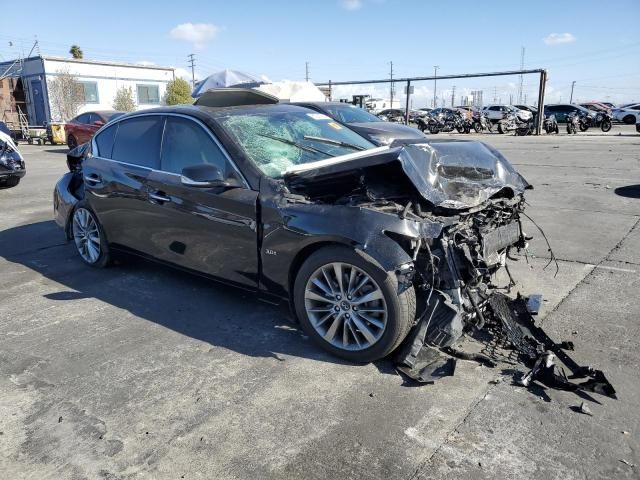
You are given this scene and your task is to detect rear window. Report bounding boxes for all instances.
[111,116,163,169]
[94,123,118,159]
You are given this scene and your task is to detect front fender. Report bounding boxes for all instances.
[260,202,442,297]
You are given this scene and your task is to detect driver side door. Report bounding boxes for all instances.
[144,115,259,288]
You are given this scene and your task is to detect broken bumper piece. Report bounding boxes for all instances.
[396,292,616,400]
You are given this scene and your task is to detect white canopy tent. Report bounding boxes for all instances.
[255,80,326,103]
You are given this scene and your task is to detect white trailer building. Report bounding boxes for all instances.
[0,56,175,125]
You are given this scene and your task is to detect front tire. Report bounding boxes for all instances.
[601,119,612,132]
[71,205,111,268]
[293,246,415,363]
[623,114,635,125]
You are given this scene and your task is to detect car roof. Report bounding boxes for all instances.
[114,103,319,123]
[293,101,342,107]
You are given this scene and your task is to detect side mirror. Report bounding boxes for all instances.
[93,120,105,127]
[181,164,236,188]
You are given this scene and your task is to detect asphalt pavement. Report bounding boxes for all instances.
[1,125,639,479]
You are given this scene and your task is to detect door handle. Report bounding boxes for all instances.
[84,173,102,185]
[149,191,172,204]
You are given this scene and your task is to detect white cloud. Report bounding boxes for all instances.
[341,0,363,10]
[543,33,576,46]
[170,23,219,50]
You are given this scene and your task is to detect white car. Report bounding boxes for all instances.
[612,103,640,124]
[482,105,532,122]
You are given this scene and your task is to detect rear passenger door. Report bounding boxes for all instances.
[144,115,259,287]
[85,115,165,253]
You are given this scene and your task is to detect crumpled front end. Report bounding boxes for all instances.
[0,131,26,180]
[284,140,615,401]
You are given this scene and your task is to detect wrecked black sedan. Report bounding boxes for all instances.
[50,100,615,397]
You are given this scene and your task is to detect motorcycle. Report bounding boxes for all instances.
[497,112,517,134]
[581,111,613,132]
[566,112,581,134]
[472,112,493,133]
[453,110,473,134]
[515,116,534,136]
[543,114,559,134]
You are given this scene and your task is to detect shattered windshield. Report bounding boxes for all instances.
[219,110,375,177]
[321,104,384,124]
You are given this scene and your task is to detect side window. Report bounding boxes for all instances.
[160,117,231,177]
[94,123,118,159]
[86,113,98,125]
[111,116,163,169]
[76,113,90,124]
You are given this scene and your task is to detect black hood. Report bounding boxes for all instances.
[284,140,530,210]
[348,122,427,142]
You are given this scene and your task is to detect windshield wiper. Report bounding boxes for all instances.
[256,133,333,157]
[303,135,366,151]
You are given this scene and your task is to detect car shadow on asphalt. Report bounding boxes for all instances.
[0,220,356,366]
[43,148,69,155]
[614,185,640,199]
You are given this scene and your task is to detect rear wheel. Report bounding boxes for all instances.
[71,205,111,268]
[623,114,635,125]
[473,123,481,133]
[601,119,612,132]
[293,246,415,363]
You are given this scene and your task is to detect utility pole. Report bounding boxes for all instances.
[305,62,309,82]
[569,81,576,103]
[518,46,525,104]
[187,54,196,88]
[451,85,456,107]
[389,61,394,108]
[493,87,498,103]
[433,65,439,108]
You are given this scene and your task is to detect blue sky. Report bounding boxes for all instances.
[1,0,639,106]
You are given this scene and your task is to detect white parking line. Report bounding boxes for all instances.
[587,264,637,273]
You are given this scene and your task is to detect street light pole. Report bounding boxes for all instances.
[433,65,440,108]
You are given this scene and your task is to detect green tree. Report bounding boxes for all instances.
[69,45,83,59]
[163,78,193,105]
[113,86,136,112]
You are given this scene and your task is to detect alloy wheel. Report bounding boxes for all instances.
[304,262,388,351]
[72,208,101,264]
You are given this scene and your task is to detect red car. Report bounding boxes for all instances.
[65,110,125,148]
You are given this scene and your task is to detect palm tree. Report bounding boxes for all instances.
[69,45,83,59]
